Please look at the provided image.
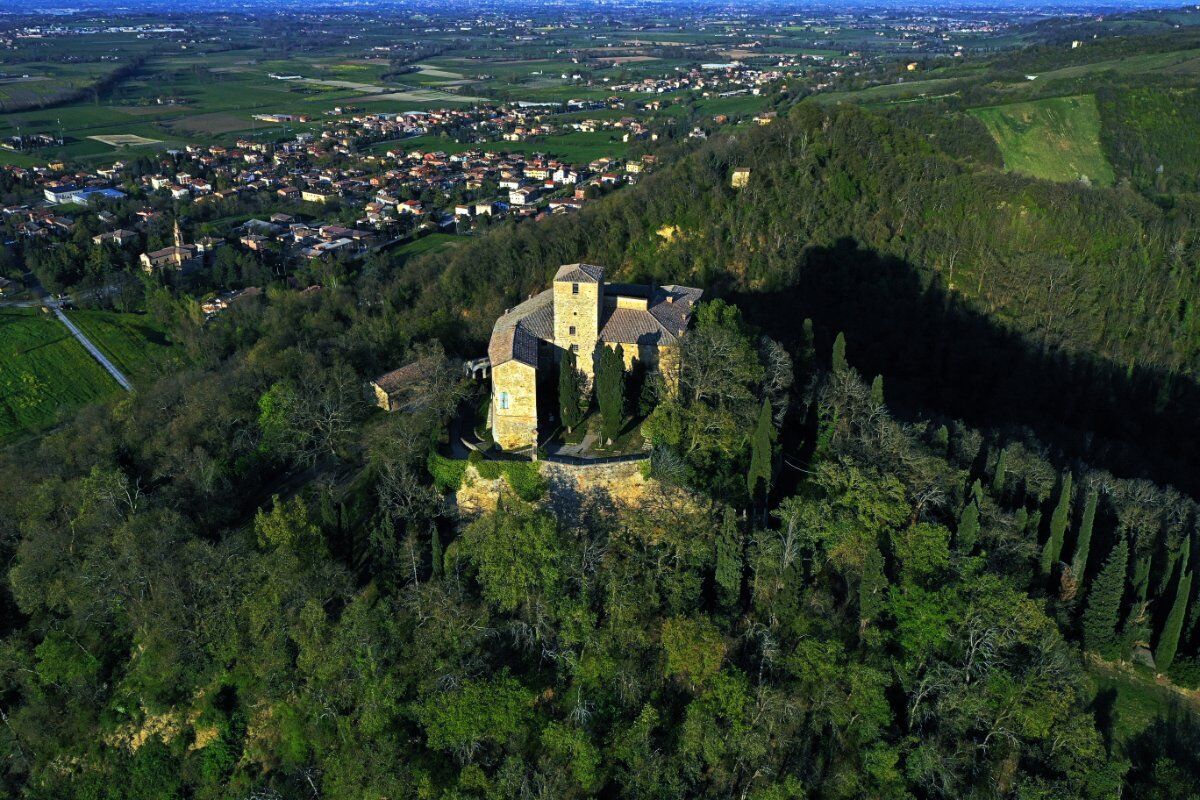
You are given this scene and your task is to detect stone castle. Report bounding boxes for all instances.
[487,263,702,451]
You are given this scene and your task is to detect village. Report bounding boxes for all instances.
[0,106,660,312]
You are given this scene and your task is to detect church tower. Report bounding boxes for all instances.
[173,219,184,250]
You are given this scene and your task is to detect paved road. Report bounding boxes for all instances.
[51,306,134,392]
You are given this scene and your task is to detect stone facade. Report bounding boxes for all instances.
[486,263,702,451]
[491,360,539,451]
[553,266,602,377]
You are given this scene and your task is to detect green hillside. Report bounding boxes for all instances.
[970,95,1115,185]
[1097,86,1200,193]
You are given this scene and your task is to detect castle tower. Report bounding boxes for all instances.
[553,264,604,378]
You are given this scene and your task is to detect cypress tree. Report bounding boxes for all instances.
[714,507,742,609]
[859,542,888,632]
[992,447,1008,496]
[957,499,980,553]
[798,318,816,379]
[558,348,582,433]
[832,331,848,374]
[1071,488,1099,581]
[1041,472,1073,576]
[932,424,949,452]
[1083,536,1129,658]
[970,478,985,507]
[596,344,625,445]
[430,526,443,578]
[1156,569,1192,673]
[870,374,885,407]
[747,398,774,498]
[1133,554,1152,603]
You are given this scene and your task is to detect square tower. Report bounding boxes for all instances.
[553,263,604,377]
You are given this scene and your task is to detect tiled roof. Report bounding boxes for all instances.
[599,284,703,346]
[372,359,430,395]
[554,263,605,283]
[488,289,554,367]
[487,271,702,365]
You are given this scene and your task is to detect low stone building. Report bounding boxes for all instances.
[369,360,429,412]
[487,263,701,451]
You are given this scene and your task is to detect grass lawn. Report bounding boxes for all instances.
[0,308,120,441]
[1085,657,1196,745]
[550,408,647,456]
[65,310,186,386]
[970,94,1115,186]
[391,233,463,265]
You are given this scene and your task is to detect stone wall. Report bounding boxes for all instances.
[491,359,538,450]
[452,458,652,519]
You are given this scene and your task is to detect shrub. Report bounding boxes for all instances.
[428,452,468,492]
[499,461,546,502]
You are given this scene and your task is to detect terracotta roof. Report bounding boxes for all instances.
[599,284,703,345]
[145,245,196,260]
[554,263,605,283]
[487,271,702,365]
[372,360,428,395]
[488,289,554,367]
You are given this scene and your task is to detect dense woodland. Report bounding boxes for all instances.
[6,60,1200,798]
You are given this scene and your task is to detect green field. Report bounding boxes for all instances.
[1031,47,1200,82]
[391,233,463,265]
[65,310,185,386]
[970,95,1115,186]
[813,76,964,107]
[0,309,120,440]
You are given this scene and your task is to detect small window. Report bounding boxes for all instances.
[499,392,510,410]
[572,283,579,294]
[569,325,576,335]
[570,344,579,354]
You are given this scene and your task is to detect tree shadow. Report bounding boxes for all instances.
[1089,686,1119,753]
[731,238,1200,496]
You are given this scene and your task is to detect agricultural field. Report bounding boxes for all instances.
[0,53,370,166]
[970,94,1115,186]
[0,308,120,441]
[1029,47,1200,83]
[65,310,185,387]
[0,61,119,111]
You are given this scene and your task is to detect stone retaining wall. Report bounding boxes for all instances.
[453,458,652,519]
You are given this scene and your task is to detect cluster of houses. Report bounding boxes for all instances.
[0,78,662,294]
[2,205,78,238]
[238,216,380,260]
